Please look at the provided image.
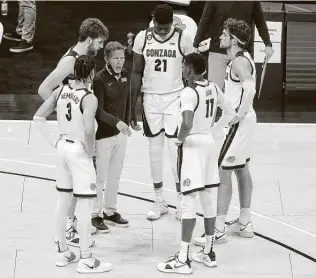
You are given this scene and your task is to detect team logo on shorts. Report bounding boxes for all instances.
[183,178,191,187]
[90,183,97,190]
[226,156,235,163]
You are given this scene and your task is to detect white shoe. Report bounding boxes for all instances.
[157,253,192,274]
[66,227,95,248]
[227,219,254,238]
[91,225,97,235]
[192,249,218,268]
[193,229,227,246]
[56,247,80,267]
[77,254,112,274]
[146,200,168,220]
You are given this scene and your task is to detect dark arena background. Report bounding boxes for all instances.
[0,1,316,122]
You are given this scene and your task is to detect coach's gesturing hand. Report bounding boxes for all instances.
[116,121,132,137]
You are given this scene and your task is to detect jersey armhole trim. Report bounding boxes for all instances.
[141,29,150,53]
[80,91,92,114]
[57,86,65,101]
[177,29,185,57]
[192,88,200,112]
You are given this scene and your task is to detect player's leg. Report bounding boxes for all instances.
[164,92,181,220]
[91,137,112,233]
[103,133,129,227]
[69,142,112,274]
[54,141,79,267]
[142,93,168,220]
[226,113,256,237]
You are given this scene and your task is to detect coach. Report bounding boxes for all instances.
[193,1,274,90]
[92,41,132,233]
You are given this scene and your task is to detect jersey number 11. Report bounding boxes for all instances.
[205,98,214,118]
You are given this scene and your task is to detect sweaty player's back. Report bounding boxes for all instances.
[56,85,93,144]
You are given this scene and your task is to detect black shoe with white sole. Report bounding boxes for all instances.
[91,217,109,234]
[103,212,129,228]
[10,40,33,53]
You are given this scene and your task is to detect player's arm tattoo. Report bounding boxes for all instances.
[178,110,194,142]
[130,53,144,119]
[232,57,256,118]
[38,57,74,100]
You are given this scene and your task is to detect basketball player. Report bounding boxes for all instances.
[194,18,257,247]
[33,55,111,273]
[157,53,235,274]
[131,3,194,221]
[38,18,109,244]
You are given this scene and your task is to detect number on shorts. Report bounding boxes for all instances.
[154,59,167,72]
[65,102,72,121]
[205,98,214,118]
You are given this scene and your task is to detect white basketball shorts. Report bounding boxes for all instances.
[141,91,181,138]
[55,137,97,197]
[177,134,220,195]
[219,111,257,169]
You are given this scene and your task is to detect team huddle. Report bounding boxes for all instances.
[33,4,258,275]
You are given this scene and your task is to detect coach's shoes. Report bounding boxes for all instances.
[157,253,192,274]
[77,254,112,274]
[103,212,129,228]
[193,229,227,246]
[227,219,254,238]
[92,216,110,233]
[192,249,218,268]
[56,247,80,267]
[147,200,169,220]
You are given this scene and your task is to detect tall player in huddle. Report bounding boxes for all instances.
[194,19,257,247]
[34,56,111,273]
[38,18,109,245]
[157,53,235,274]
[131,4,194,220]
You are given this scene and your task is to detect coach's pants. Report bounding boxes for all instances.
[208,52,229,90]
[92,133,127,217]
[16,0,36,43]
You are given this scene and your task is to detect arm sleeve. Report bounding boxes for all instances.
[252,2,272,46]
[193,2,215,47]
[181,31,195,55]
[181,87,198,113]
[132,31,146,55]
[93,77,120,127]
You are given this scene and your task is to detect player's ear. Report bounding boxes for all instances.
[87,37,93,45]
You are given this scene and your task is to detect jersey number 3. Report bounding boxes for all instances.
[65,102,72,121]
[154,59,167,72]
[205,99,214,118]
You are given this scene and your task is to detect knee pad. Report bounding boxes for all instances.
[199,189,216,218]
[181,193,197,219]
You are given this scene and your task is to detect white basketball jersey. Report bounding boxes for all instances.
[56,85,95,144]
[141,27,184,94]
[224,51,256,112]
[181,80,219,135]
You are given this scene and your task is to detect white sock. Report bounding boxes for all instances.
[178,241,189,263]
[55,192,72,248]
[215,214,226,232]
[155,187,164,202]
[239,208,251,225]
[76,198,93,253]
[204,235,215,254]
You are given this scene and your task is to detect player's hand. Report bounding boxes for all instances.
[265,46,274,61]
[116,121,132,137]
[130,113,142,131]
[228,115,241,127]
[193,47,199,53]
[211,126,225,140]
[175,139,183,147]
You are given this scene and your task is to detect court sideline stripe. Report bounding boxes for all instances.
[1,170,315,264]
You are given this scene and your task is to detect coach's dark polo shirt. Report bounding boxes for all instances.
[93,65,130,140]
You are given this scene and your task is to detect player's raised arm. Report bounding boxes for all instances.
[82,94,98,157]
[233,57,256,119]
[38,56,75,100]
[177,87,197,143]
[33,88,60,147]
[130,31,145,131]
